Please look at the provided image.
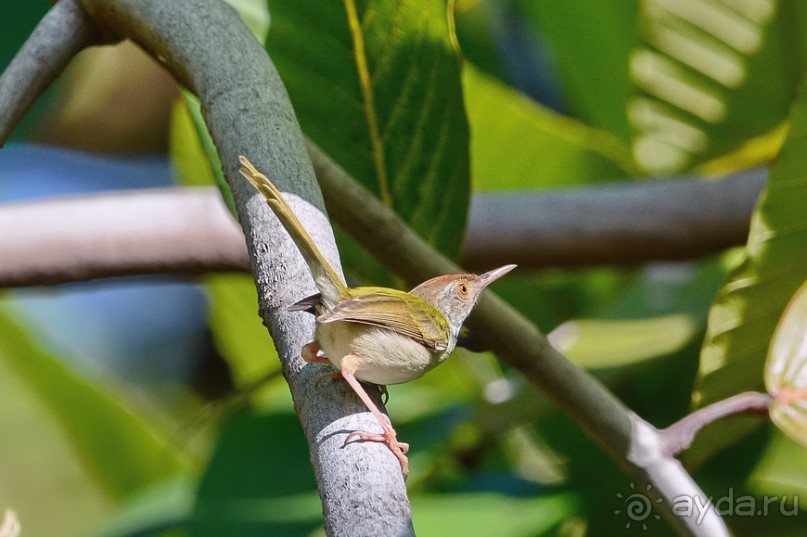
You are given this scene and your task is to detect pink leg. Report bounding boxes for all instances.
[339,354,409,479]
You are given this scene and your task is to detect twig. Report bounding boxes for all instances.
[660,392,772,457]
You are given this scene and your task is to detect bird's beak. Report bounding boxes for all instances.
[478,264,517,287]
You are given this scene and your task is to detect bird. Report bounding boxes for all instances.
[238,155,515,478]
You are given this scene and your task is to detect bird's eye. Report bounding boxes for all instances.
[456,281,469,296]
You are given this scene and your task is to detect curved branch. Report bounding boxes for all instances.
[5,0,414,534]
[0,0,100,145]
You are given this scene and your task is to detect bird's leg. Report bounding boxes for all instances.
[339,353,409,479]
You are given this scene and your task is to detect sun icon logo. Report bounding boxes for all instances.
[614,482,663,530]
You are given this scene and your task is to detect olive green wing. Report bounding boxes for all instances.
[316,289,451,352]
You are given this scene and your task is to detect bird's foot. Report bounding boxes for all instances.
[344,427,410,479]
[302,341,329,364]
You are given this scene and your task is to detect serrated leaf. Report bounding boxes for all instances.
[464,64,637,190]
[692,81,807,464]
[266,0,470,263]
[630,0,803,173]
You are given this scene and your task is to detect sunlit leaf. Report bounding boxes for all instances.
[692,80,807,464]
[411,491,577,536]
[630,0,803,173]
[0,304,189,499]
[550,315,698,369]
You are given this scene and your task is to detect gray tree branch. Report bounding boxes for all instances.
[4,0,414,535]
[0,168,766,287]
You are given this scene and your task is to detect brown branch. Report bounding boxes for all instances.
[660,392,772,457]
[0,167,766,287]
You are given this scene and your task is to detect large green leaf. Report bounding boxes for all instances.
[464,64,637,190]
[411,492,576,536]
[630,0,807,173]
[266,0,470,260]
[0,303,189,501]
[516,0,640,142]
[190,410,321,537]
[692,83,807,463]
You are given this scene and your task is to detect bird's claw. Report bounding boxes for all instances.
[344,428,410,478]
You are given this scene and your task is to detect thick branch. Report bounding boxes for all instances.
[6,0,414,535]
[0,168,766,287]
[465,168,765,268]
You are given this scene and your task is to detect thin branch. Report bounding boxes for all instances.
[0,0,100,145]
[660,392,772,457]
[308,141,728,535]
[465,168,766,268]
[0,167,766,287]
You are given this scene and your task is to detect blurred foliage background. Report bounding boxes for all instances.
[2,0,807,535]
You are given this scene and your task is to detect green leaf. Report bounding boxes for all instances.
[464,64,637,190]
[170,93,236,215]
[550,315,698,369]
[0,303,189,500]
[411,491,577,536]
[692,82,807,464]
[516,0,640,142]
[205,274,290,406]
[190,410,321,537]
[266,0,470,261]
[630,0,804,173]
[81,477,194,537]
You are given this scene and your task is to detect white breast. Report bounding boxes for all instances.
[316,321,447,385]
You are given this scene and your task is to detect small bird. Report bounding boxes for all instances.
[238,156,515,479]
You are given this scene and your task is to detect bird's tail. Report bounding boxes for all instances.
[239,155,345,304]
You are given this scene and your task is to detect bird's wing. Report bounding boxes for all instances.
[316,289,451,352]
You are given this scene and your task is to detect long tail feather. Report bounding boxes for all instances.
[238,155,345,303]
